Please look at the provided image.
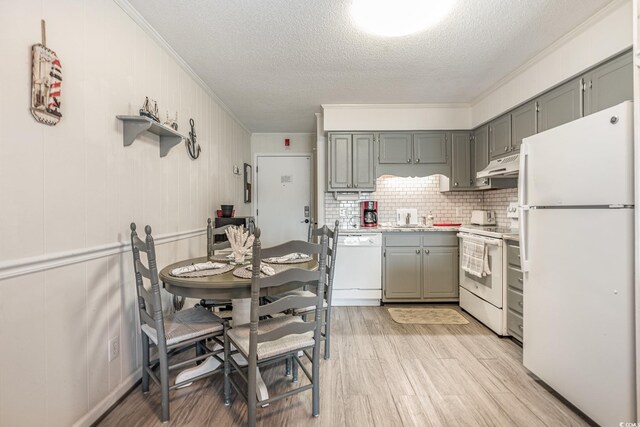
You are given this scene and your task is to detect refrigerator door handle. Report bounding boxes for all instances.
[518,143,530,272]
[519,206,530,272]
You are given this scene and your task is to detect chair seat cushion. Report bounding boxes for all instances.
[141,306,223,346]
[227,316,315,360]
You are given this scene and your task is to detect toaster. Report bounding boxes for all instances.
[470,210,496,226]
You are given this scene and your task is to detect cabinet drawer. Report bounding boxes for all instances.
[507,310,523,342]
[385,234,421,247]
[506,266,523,292]
[507,288,523,315]
[422,233,458,247]
[506,244,521,267]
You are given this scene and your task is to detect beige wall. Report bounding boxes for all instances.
[0,1,250,425]
[251,132,315,154]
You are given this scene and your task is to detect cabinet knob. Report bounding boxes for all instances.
[518,325,523,330]
[354,183,358,188]
[504,146,509,152]
[415,249,421,255]
[424,249,430,254]
[518,278,523,283]
[347,184,351,188]
[407,159,411,163]
[518,301,523,307]
[454,182,458,187]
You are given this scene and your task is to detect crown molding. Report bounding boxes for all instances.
[321,103,471,110]
[112,0,251,134]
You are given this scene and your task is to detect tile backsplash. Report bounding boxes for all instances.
[324,175,518,228]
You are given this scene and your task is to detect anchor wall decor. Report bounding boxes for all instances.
[186,118,201,160]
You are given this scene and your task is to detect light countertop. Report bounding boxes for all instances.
[339,225,460,233]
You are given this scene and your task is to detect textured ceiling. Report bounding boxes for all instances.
[129,0,613,132]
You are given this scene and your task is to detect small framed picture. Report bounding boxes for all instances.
[244,163,252,203]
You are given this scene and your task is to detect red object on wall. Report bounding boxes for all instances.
[285,138,290,147]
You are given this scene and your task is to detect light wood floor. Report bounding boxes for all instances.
[98,305,592,427]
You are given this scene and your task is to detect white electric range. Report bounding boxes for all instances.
[457,225,518,335]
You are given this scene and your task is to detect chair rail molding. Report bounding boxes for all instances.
[0,228,206,281]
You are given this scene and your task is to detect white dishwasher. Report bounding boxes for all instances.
[331,233,382,306]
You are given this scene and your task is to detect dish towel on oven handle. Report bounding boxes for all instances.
[461,237,491,278]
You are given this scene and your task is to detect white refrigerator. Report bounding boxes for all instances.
[519,101,636,426]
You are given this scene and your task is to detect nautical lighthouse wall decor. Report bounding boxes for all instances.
[31,20,62,126]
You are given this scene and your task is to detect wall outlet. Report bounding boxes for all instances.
[109,336,120,362]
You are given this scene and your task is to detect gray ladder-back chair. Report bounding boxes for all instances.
[223,228,328,427]
[199,218,235,310]
[130,223,226,422]
[283,220,339,363]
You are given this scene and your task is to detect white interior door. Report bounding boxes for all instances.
[256,155,312,247]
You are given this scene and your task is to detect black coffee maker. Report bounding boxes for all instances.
[360,201,378,227]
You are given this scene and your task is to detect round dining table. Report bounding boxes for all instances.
[159,255,318,402]
[159,256,318,300]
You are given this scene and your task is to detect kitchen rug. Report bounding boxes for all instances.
[387,308,469,325]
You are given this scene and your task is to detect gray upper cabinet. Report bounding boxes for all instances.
[473,125,489,187]
[328,133,352,190]
[511,101,537,152]
[414,132,447,164]
[584,51,633,116]
[451,132,472,189]
[352,134,375,190]
[489,114,512,160]
[537,78,582,133]
[379,133,412,164]
[327,133,374,191]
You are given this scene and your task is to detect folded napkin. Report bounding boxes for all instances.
[171,261,226,276]
[247,263,276,276]
[264,252,309,263]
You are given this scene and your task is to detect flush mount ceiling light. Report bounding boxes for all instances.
[350,0,455,37]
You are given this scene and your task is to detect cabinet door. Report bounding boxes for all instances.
[473,125,489,187]
[384,247,422,299]
[328,134,352,190]
[584,51,632,116]
[423,247,459,298]
[352,133,375,190]
[537,78,582,132]
[379,133,412,164]
[511,101,536,152]
[413,132,447,164]
[489,114,511,160]
[451,132,471,189]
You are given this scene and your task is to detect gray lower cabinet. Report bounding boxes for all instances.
[327,133,375,191]
[506,240,523,343]
[383,233,459,302]
[489,114,512,160]
[450,132,472,189]
[511,101,537,152]
[379,133,412,164]
[423,246,458,298]
[537,78,582,132]
[384,246,422,299]
[584,51,633,116]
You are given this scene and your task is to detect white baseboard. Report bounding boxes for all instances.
[72,368,142,427]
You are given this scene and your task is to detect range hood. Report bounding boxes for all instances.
[476,154,520,179]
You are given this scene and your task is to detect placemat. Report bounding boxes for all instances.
[171,264,234,278]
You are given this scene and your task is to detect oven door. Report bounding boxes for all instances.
[458,234,504,308]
